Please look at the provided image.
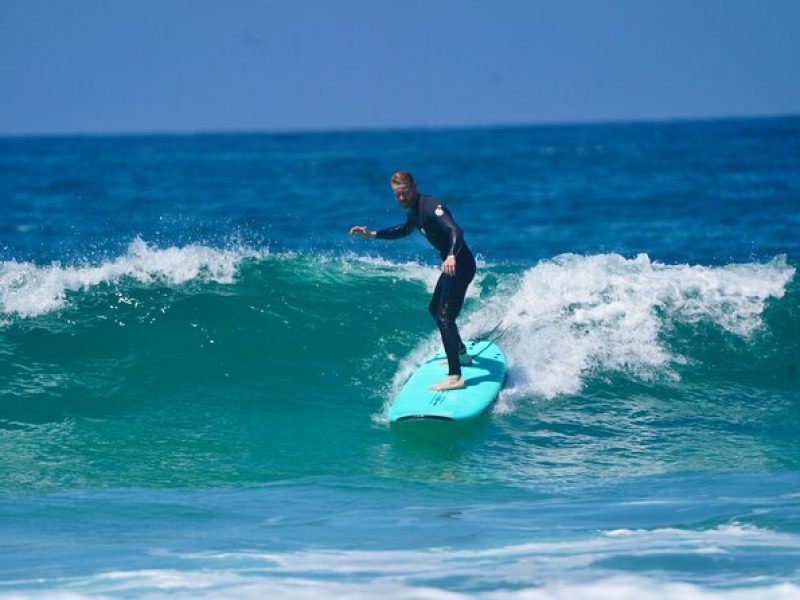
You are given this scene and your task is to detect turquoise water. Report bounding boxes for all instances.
[1,117,799,598]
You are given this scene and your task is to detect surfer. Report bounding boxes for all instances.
[349,171,476,391]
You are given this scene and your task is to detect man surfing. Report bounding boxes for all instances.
[349,171,476,391]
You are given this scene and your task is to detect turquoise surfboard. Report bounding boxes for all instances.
[389,340,507,422]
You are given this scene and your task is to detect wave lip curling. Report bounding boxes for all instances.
[480,253,794,400]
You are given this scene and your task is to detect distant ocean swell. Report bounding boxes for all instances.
[0,239,794,413]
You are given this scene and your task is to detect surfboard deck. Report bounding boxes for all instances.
[389,340,506,422]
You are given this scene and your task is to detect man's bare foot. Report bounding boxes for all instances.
[431,375,465,391]
[438,354,473,367]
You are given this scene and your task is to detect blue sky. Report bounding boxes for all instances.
[2,0,799,135]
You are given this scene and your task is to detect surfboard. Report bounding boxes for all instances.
[389,340,507,422]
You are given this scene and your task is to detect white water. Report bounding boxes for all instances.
[4,576,797,600]
[2,246,793,410]
[0,238,262,319]
[4,523,799,599]
[463,253,794,402]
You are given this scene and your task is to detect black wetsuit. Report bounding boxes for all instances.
[375,194,476,377]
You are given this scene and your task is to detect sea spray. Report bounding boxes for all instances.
[452,253,796,403]
[0,238,262,319]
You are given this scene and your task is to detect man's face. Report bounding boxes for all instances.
[391,182,417,208]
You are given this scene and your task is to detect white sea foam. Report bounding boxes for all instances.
[0,238,263,319]
[4,526,799,599]
[174,523,799,578]
[604,522,777,540]
[4,575,798,600]
[455,253,795,402]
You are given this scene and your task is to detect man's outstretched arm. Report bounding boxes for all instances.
[349,215,413,240]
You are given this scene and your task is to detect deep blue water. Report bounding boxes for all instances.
[1,116,799,598]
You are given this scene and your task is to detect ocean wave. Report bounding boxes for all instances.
[0,241,484,322]
[1,244,794,412]
[460,253,795,402]
[0,238,263,319]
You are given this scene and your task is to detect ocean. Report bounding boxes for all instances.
[0,117,799,599]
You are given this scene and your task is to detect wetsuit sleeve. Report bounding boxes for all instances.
[374,214,414,240]
[438,206,464,257]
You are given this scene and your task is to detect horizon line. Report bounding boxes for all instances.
[2,111,798,141]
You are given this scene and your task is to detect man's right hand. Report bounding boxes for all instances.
[349,225,373,238]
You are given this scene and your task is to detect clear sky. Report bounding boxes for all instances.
[2,0,799,135]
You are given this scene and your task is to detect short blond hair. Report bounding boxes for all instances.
[390,171,415,186]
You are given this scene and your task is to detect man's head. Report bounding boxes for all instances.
[390,171,418,208]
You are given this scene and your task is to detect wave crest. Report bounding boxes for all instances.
[463,253,794,402]
[0,238,262,319]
